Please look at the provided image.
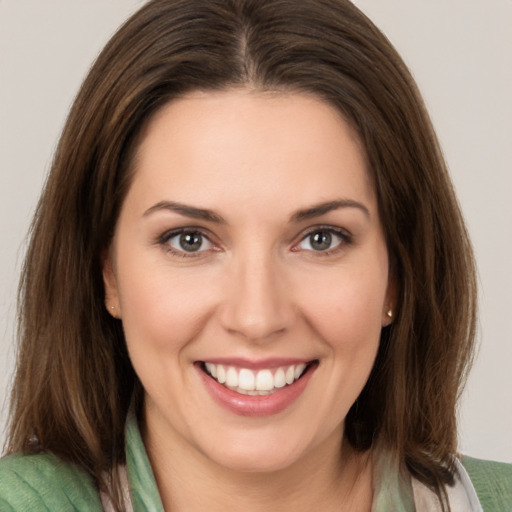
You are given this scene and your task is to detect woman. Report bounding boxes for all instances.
[0,0,510,511]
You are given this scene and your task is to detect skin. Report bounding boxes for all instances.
[103,89,393,511]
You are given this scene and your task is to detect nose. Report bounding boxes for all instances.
[218,253,294,342]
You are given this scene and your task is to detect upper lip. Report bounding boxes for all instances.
[196,357,316,370]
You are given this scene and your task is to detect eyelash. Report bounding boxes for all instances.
[156,228,218,258]
[292,226,353,257]
[156,225,353,258]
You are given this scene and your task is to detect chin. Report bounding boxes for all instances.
[196,429,315,474]
[209,449,302,474]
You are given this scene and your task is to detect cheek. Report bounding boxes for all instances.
[299,264,388,346]
[298,264,387,416]
[116,264,219,407]
[115,251,217,355]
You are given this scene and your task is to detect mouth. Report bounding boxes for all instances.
[199,360,318,396]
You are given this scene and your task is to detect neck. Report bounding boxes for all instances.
[143,413,373,512]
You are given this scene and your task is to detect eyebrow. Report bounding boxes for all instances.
[290,199,370,222]
[143,198,370,224]
[143,201,226,223]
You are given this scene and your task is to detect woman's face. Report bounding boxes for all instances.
[104,89,393,473]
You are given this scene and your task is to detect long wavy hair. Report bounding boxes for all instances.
[6,0,477,510]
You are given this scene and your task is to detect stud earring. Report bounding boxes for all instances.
[107,305,119,319]
[386,309,393,318]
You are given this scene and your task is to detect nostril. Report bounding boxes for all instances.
[217,269,295,341]
[219,304,293,342]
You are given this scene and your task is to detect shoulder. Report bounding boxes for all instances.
[460,455,512,511]
[0,451,103,511]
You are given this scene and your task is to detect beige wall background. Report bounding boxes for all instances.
[1,1,511,462]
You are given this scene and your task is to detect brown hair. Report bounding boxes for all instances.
[7,0,477,509]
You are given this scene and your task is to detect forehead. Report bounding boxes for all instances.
[127,89,375,217]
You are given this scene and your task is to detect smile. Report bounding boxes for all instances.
[202,362,309,395]
[197,359,318,416]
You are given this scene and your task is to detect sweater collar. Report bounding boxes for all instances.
[123,412,481,512]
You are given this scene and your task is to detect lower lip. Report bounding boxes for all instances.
[197,363,316,417]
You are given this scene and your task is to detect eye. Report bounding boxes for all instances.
[296,228,348,253]
[165,230,213,254]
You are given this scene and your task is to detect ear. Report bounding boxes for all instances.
[101,249,121,319]
[382,273,397,327]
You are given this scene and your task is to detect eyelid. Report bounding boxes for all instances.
[157,227,219,257]
[292,225,353,254]
[155,224,352,258]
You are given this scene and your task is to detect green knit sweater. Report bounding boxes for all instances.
[1,416,510,511]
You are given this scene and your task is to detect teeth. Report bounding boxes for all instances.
[205,362,217,378]
[226,367,238,387]
[203,362,309,394]
[274,368,286,388]
[217,365,226,384]
[294,364,306,380]
[239,369,255,391]
[256,369,273,391]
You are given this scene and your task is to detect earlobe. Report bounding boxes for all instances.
[382,308,393,327]
[382,274,397,327]
[101,250,121,319]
